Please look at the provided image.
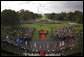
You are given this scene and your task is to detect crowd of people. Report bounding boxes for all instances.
[50,24,82,50]
[1,26,36,52]
[14,27,36,40]
[50,25,81,39]
[1,24,83,56]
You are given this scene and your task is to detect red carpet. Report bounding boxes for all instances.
[40,51,45,56]
[41,34,45,40]
[40,31,47,40]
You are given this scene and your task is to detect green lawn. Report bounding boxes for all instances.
[20,23,83,56]
[1,22,83,56]
[35,18,52,22]
[20,23,75,40]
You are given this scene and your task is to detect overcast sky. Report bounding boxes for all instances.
[1,1,83,14]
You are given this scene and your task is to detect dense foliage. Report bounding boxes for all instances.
[45,11,83,24]
[1,9,20,26]
[1,9,42,26]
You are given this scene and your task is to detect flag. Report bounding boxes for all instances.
[20,40,22,44]
[22,40,25,45]
[5,35,9,41]
[6,36,8,39]
[25,41,27,45]
[17,38,20,43]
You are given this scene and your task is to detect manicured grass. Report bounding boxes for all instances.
[20,23,73,40]
[1,22,83,56]
[21,23,83,56]
[35,18,52,22]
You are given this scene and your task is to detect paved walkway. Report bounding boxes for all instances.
[23,53,61,56]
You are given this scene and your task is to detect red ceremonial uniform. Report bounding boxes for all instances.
[40,51,45,56]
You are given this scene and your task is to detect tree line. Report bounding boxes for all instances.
[45,11,83,24]
[1,9,42,27]
[1,9,83,27]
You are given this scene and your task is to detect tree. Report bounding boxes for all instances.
[34,13,42,19]
[1,9,20,26]
[50,13,56,19]
[44,11,83,23]
[18,9,31,21]
[68,12,74,21]
[58,12,64,21]
[17,9,25,23]
[45,13,57,20]
[73,11,83,23]
[18,9,42,21]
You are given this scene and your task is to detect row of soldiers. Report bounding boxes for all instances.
[2,34,74,54]
[28,39,74,51]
